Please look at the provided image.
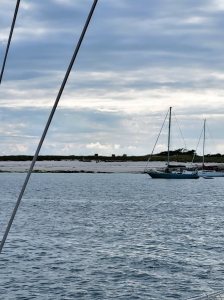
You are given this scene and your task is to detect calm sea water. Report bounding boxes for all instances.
[0,173,224,299]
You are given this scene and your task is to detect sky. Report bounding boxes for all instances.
[1,0,224,156]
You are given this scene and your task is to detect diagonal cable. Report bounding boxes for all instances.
[207,122,219,154]
[0,0,20,85]
[191,125,203,165]
[144,109,169,172]
[173,112,187,150]
[0,0,98,254]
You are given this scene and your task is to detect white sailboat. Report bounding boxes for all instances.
[147,107,199,179]
[197,119,224,178]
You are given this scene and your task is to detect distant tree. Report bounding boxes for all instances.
[183,149,195,155]
[156,148,196,156]
[209,153,222,157]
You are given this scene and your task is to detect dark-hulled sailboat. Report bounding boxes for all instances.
[147,107,199,179]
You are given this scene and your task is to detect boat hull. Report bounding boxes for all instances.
[148,172,199,179]
[198,170,224,177]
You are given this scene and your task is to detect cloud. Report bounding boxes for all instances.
[1,0,224,155]
[0,105,222,156]
[86,142,111,150]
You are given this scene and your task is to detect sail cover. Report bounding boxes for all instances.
[168,164,186,168]
[202,164,218,171]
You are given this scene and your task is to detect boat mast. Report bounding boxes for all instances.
[202,119,206,165]
[167,107,172,167]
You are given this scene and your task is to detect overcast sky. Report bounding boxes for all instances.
[1,0,224,156]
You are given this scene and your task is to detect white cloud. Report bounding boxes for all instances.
[61,143,75,152]
[214,0,224,10]
[1,0,224,155]
[184,17,207,25]
[86,142,111,150]
[7,144,28,154]
[125,146,137,150]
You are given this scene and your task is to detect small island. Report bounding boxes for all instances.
[0,149,224,173]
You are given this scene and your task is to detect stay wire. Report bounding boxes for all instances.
[0,0,20,85]
[173,112,187,150]
[0,0,98,254]
[144,109,169,172]
[191,125,203,165]
[207,122,218,154]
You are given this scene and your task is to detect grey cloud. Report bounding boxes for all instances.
[0,105,222,156]
[2,1,224,76]
[1,0,224,155]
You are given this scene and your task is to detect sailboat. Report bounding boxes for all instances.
[147,107,199,179]
[197,119,224,178]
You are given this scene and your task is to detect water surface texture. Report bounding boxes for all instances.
[0,173,224,299]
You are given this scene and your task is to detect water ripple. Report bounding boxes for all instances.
[0,173,224,299]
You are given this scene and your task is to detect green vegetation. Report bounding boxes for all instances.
[151,148,224,163]
[0,149,224,163]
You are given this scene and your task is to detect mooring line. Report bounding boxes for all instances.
[0,0,98,254]
[0,0,21,85]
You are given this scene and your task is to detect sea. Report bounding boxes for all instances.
[0,173,224,300]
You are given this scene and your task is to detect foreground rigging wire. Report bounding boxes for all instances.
[0,0,98,254]
[0,0,20,85]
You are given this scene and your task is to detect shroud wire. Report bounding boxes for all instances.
[0,0,98,254]
[144,109,169,172]
[0,0,20,85]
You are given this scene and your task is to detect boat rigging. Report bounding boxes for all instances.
[146,107,199,179]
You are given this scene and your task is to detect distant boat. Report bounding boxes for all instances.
[197,120,224,178]
[203,176,214,179]
[147,107,199,179]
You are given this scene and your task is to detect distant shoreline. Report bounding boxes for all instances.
[0,160,147,173]
[0,154,224,163]
[0,160,224,173]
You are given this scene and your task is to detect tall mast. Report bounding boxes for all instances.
[202,119,206,165]
[167,107,172,167]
